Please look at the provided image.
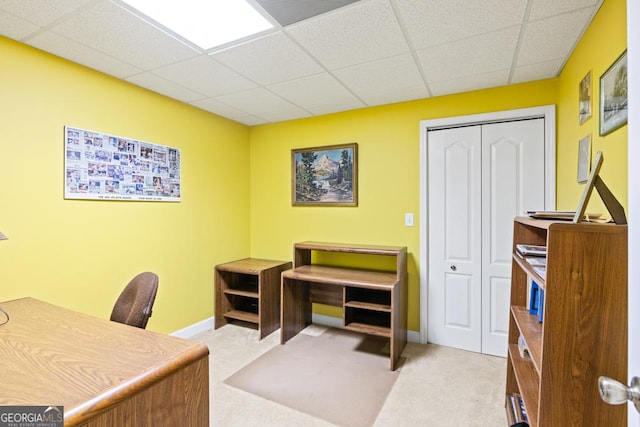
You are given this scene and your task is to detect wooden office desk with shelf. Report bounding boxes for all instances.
[505,217,627,426]
[0,297,209,426]
[280,241,407,370]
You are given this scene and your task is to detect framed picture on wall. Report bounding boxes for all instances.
[577,134,591,183]
[599,50,628,136]
[579,70,592,124]
[291,143,358,206]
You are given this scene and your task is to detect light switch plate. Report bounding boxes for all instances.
[404,213,414,227]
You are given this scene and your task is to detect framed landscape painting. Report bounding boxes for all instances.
[579,70,592,124]
[292,143,358,206]
[600,50,628,136]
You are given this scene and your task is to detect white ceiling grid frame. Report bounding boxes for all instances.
[394,0,528,50]
[268,73,366,115]
[0,12,41,39]
[0,0,607,125]
[416,26,521,83]
[286,0,410,71]
[429,69,511,97]
[511,58,566,84]
[0,0,98,27]
[151,55,258,98]
[332,53,429,106]
[210,31,325,86]
[516,7,598,67]
[46,1,200,70]
[213,87,311,120]
[125,71,206,103]
[28,30,141,79]
[528,0,601,20]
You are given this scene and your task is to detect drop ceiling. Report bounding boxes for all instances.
[0,0,602,126]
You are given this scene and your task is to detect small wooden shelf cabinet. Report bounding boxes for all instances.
[215,258,292,340]
[281,241,407,370]
[505,217,627,426]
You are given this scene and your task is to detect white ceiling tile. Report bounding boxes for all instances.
[529,0,601,20]
[190,97,271,124]
[126,72,204,103]
[429,69,510,97]
[286,0,408,70]
[152,55,257,98]
[232,115,270,126]
[333,54,428,105]
[517,8,594,66]
[268,73,365,113]
[214,87,310,117]
[28,30,141,78]
[396,0,527,50]
[417,26,520,82]
[511,59,565,84]
[190,98,249,119]
[211,32,324,85]
[258,108,312,123]
[0,12,40,40]
[49,1,199,70]
[0,0,95,27]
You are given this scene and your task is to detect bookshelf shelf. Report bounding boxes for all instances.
[505,217,628,426]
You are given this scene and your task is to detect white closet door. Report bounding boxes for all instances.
[480,119,545,356]
[428,118,545,356]
[428,126,482,352]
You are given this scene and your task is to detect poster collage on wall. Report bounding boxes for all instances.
[64,126,181,202]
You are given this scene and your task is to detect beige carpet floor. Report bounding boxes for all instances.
[224,327,399,427]
[193,324,507,426]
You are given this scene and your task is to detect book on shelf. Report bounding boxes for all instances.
[537,288,545,323]
[516,244,547,257]
[529,281,542,316]
[532,266,546,280]
[525,256,546,267]
[506,393,529,426]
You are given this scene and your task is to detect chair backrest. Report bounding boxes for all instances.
[110,272,158,329]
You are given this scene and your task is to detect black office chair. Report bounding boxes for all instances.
[110,272,158,329]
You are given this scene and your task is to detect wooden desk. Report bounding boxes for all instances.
[0,298,209,426]
[281,242,407,370]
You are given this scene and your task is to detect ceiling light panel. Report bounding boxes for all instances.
[120,0,274,50]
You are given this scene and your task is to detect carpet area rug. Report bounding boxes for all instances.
[224,327,401,427]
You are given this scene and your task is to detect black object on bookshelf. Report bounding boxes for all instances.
[573,151,627,224]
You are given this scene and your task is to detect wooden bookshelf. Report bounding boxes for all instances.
[505,217,627,426]
[215,258,292,340]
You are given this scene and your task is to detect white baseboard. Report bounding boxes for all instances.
[171,316,214,339]
[174,314,422,343]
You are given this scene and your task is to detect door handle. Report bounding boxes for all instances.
[450,265,457,271]
[598,376,640,413]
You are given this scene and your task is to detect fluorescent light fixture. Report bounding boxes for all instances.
[122,0,274,50]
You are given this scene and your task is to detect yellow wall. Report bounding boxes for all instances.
[0,0,627,336]
[556,0,628,212]
[249,81,558,331]
[0,36,250,333]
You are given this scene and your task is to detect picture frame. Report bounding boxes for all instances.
[577,134,591,184]
[292,143,358,206]
[578,70,592,124]
[599,50,628,136]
